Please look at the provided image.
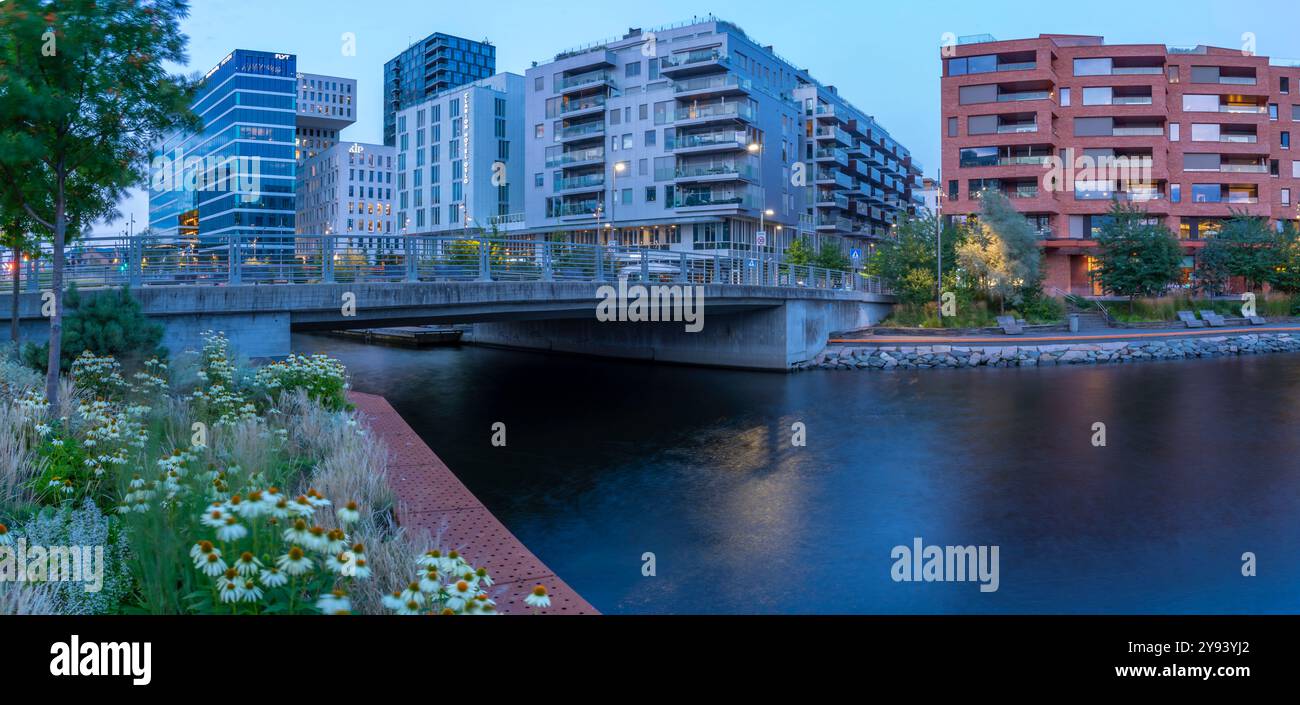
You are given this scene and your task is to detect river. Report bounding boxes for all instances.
[295,333,1300,614]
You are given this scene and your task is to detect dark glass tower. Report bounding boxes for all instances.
[383,32,496,146]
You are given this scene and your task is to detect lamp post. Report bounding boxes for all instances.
[610,161,627,247]
[935,168,943,315]
[759,207,775,285]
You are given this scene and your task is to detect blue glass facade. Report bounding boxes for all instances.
[383,33,495,146]
[149,50,298,240]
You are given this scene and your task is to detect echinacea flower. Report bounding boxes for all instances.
[234,551,263,577]
[200,506,229,529]
[323,528,348,555]
[350,555,372,580]
[445,579,475,612]
[240,580,264,602]
[218,576,241,603]
[216,516,248,542]
[0,524,10,547]
[276,546,313,576]
[199,551,228,577]
[260,566,289,588]
[283,519,311,545]
[337,501,361,526]
[382,591,405,611]
[316,589,351,615]
[399,582,425,607]
[524,585,551,609]
[324,551,354,575]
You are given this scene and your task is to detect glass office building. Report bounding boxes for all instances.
[149,50,298,243]
[384,33,496,146]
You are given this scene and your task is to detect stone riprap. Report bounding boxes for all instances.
[799,332,1300,371]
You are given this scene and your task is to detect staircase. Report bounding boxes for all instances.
[1072,311,1110,331]
[1055,288,1114,330]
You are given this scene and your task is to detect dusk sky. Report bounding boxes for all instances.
[100,0,1296,236]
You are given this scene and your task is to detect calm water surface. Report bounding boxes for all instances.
[296,333,1300,614]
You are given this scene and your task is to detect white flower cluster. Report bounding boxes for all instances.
[77,399,147,479]
[190,333,259,427]
[191,487,370,614]
[382,549,500,616]
[70,352,128,399]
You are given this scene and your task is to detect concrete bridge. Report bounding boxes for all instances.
[1,234,894,370]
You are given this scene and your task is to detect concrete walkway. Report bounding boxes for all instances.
[831,323,1300,346]
[350,391,597,615]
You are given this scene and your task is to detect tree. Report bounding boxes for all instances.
[977,189,1041,309]
[784,236,816,266]
[1,206,37,343]
[866,213,963,306]
[0,0,197,412]
[23,283,166,372]
[1194,213,1274,295]
[813,242,850,271]
[1266,221,1300,293]
[1090,203,1183,311]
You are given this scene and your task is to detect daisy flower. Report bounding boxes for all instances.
[399,582,425,607]
[218,574,241,604]
[277,546,313,576]
[283,518,311,546]
[304,526,329,553]
[418,568,441,594]
[324,551,354,575]
[240,580,264,602]
[323,528,348,555]
[337,501,361,526]
[315,590,351,615]
[350,555,371,580]
[200,506,229,529]
[0,524,11,547]
[198,551,227,577]
[524,585,552,609]
[416,550,442,568]
[216,516,248,542]
[381,590,405,611]
[234,552,263,577]
[260,566,289,588]
[446,579,475,612]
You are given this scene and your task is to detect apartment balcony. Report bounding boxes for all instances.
[674,100,756,125]
[815,126,853,145]
[660,48,728,77]
[667,129,750,154]
[815,215,853,231]
[557,93,608,118]
[672,187,760,211]
[556,199,603,219]
[554,173,605,193]
[554,120,606,143]
[673,73,751,98]
[557,49,617,74]
[814,169,854,189]
[673,161,759,183]
[814,147,849,168]
[814,104,841,122]
[545,146,605,169]
[815,192,851,210]
[556,70,616,94]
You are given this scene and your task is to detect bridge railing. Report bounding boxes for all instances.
[0,234,889,295]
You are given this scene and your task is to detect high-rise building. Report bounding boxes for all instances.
[384,32,497,147]
[521,17,922,259]
[940,33,1300,295]
[150,50,299,241]
[296,141,397,248]
[393,73,525,234]
[295,72,357,164]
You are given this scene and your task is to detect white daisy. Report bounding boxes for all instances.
[524,585,552,609]
[216,516,248,542]
[315,590,351,615]
[337,501,361,526]
[259,566,289,588]
[276,547,313,576]
[233,552,263,577]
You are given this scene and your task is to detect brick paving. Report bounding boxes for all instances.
[350,391,598,615]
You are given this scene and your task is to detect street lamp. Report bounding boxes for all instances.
[611,161,627,246]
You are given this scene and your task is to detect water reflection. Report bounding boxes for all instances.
[296,333,1300,614]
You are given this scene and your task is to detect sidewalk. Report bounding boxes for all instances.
[350,391,598,615]
[831,324,1300,346]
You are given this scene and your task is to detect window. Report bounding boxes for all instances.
[1170,184,1181,203]
[1284,132,1292,150]
[1073,58,1111,76]
[609,109,621,125]
[639,104,648,121]
[1294,105,1300,121]
[1074,117,1113,137]
[1190,123,1218,142]
[947,54,999,76]
[947,117,958,136]
[1167,65,1179,83]
[1183,153,1220,171]
[645,130,656,146]
[1059,88,1070,107]
[967,115,998,135]
[959,84,997,105]
[534,124,544,139]
[1283,76,1291,94]
[1284,189,1292,206]
[534,75,544,91]
[645,187,656,203]
[1191,184,1221,203]
[1270,104,1279,120]
[1082,87,1112,105]
[625,61,641,78]
[1182,94,1218,112]
[1293,161,1300,178]
[948,179,959,200]
[1170,123,1180,141]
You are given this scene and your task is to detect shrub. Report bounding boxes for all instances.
[255,354,351,412]
[23,285,166,372]
[10,499,133,615]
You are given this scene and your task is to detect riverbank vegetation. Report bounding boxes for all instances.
[870,196,1300,328]
[0,333,505,615]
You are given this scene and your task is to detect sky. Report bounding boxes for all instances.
[96,0,1298,236]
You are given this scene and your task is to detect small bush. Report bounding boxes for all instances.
[23,285,166,372]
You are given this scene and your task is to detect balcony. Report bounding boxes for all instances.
[997,90,1051,103]
[674,161,758,182]
[673,73,750,97]
[668,129,749,153]
[672,188,759,210]
[545,146,605,168]
[557,94,608,117]
[674,100,756,124]
[996,122,1038,134]
[1112,126,1164,136]
[660,49,728,76]
[556,70,616,93]
[557,200,602,217]
[1219,162,1269,173]
[816,215,853,231]
[814,147,849,167]
[554,120,605,142]
[814,169,854,189]
[554,173,605,192]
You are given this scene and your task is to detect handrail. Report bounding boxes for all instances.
[1052,286,1114,326]
[0,233,888,296]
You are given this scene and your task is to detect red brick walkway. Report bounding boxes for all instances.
[350,392,598,615]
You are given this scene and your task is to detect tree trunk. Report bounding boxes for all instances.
[46,199,64,412]
[10,246,19,344]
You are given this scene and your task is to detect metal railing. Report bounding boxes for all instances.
[0,234,887,295]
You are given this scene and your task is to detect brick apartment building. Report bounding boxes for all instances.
[941,34,1300,295]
